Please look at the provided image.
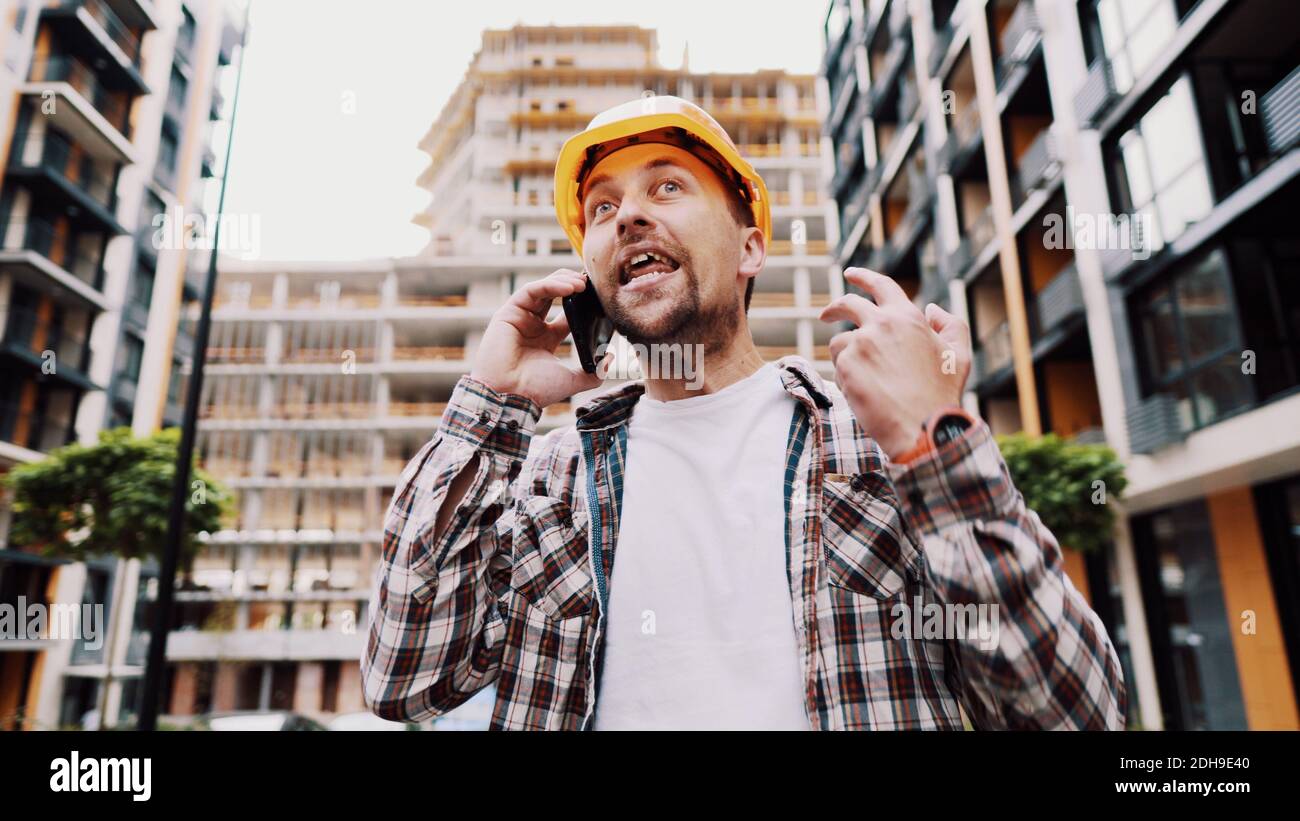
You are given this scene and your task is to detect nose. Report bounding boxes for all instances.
[615,194,655,238]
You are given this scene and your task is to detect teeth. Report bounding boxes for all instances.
[622,250,676,278]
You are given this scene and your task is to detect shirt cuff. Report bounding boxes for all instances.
[437,375,542,462]
[886,420,1018,535]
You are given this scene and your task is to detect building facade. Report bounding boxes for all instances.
[0,0,244,730]
[822,0,1299,729]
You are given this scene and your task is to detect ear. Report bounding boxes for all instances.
[738,225,765,280]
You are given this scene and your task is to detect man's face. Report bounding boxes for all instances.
[579,142,762,350]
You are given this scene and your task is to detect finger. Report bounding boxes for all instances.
[819,293,879,328]
[827,330,854,366]
[544,311,572,347]
[513,270,585,317]
[844,268,911,310]
[925,302,971,349]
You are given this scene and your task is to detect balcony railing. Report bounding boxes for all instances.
[768,239,830,256]
[283,347,375,364]
[1,305,89,372]
[1261,65,1300,156]
[1032,262,1084,335]
[27,54,131,136]
[387,401,447,418]
[951,204,995,273]
[0,398,75,452]
[397,294,467,307]
[1074,58,1120,128]
[206,346,266,364]
[1010,128,1061,206]
[937,103,981,172]
[973,320,1013,383]
[1127,393,1185,454]
[3,218,104,287]
[74,0,142,65]
[997,1,1041,73]
[390,346,465,361]
[17,129,117,212]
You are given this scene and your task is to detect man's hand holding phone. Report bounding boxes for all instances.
[469,268,608,408]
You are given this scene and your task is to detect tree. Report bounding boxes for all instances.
[996,433,1128,555]
[3,427,230,567]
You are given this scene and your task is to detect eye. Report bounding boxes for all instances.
[591,200,615,219]
[657,179,683,195]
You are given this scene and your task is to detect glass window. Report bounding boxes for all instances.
[1131,246,1254,431]
[1140,501,1247,730]
[1111,76,1214,253]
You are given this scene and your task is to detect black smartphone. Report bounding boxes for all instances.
[561,271,615,374]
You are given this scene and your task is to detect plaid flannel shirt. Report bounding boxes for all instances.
[362,356,1126,730]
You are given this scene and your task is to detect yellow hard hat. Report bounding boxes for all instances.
[553,95,772,256]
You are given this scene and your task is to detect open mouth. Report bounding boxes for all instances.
[620,248,682,286]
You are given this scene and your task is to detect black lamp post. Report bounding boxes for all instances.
[138,0,252,732]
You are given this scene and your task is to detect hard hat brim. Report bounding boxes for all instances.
[553,111,772,257]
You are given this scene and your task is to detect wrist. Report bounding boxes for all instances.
[890,407,976,465]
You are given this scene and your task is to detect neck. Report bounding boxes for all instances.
[641,332,764,401]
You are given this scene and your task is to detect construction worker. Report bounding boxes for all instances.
[362,96,1126,730]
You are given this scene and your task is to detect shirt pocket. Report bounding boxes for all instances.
[820,470,918,600]
[509,495,595,620]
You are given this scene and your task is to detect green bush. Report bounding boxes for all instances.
[996,433,1127,554]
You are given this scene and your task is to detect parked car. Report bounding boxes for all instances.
[192,710,329,731]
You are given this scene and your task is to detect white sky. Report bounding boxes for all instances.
[218,0,827,262]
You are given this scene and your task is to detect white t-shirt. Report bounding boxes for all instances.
[592,361,810,730]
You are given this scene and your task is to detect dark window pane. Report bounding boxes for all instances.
[1177,248,1237,362]
[1189,351,1254,426]
[1149,502,1247,730]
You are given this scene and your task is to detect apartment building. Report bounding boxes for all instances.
[177,24,837,720]
[0,0,244,730]
[823,0,1299,729]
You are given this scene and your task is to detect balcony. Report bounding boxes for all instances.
[2,218,105,293]
[929,20,955,77]
[950,204,995,275]
[1126,393,1185,454]
[877,171,932,270]
[0,397,77,454]
[24,54,134,160]
[1073,57,1120,129]
[40,0,149,93]
[7,130,124,235]
[1031,262,1084,336]
[972,320,1013,386]
[1261,65,1300,155]
[867,37,910,114]
[1,305,94,388]
[1009,128,1061,207]
[995,1,1042,89]
[937,103,982,173]
[390,345,465,361]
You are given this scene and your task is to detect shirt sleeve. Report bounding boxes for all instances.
[887,420,1128,730]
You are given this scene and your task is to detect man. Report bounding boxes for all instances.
[362,96,1126,730]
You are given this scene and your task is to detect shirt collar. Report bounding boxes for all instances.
[573,354,831,432]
